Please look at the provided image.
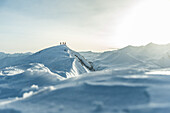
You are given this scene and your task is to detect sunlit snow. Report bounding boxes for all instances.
[0,44,170,113]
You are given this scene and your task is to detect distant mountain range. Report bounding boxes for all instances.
[80,43,170,70]
[1,43,170,78]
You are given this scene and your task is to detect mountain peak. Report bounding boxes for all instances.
[0,44,93,78]
[146,42,158,47]
[24,44,92,78]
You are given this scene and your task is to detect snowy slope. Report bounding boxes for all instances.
[0,45,93,78]
[0,52,32,69]
[1,43,170,113]
[0,52,32,60]
[24,45,93,77]
[1,67,170,113]
[79,51,101,62]
[93,43,170,70]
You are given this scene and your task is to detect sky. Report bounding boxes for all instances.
[0,0,170,53]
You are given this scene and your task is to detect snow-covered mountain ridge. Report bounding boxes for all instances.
[1,43,170,113]
[1,43,170,77]
[89,43,170,70]
[0,45,93,78]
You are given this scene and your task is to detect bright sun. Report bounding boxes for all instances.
[111,0,170,48]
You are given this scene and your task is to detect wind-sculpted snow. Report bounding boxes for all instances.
[1,43,170,113]
[0,66,24,76]
[23,45,92,77]
[2,67,170,113]
[0,68,152,113]
[0,45,91,78]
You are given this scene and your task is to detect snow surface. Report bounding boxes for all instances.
[0,45,92,78]
[0,43,170,113]
[92,43,170,70]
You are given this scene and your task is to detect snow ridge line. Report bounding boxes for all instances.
[74,54,95,71]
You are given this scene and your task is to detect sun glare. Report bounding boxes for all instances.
[110,0,170,47]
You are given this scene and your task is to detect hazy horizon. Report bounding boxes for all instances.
[1,42,170,54]
[0,0,170,53]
